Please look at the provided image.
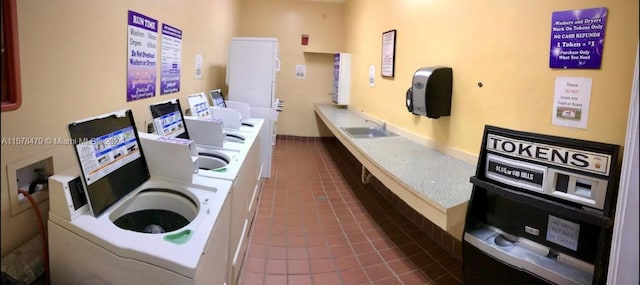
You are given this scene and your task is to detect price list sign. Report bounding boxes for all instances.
[549,7,607,69]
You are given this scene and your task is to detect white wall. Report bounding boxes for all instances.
[608,43,639,285]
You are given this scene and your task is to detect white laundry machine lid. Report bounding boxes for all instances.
[149,98,190,139]
[68,109,150,217]
[187,92,213,120]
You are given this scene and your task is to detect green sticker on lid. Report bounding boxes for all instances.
[163,229,193,244]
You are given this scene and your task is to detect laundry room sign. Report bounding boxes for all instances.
[549,7,608,69]
[160,23,182,95]
[127,10,158,101]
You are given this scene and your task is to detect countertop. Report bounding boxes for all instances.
[314,103,475,238]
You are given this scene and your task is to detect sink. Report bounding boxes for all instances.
[341,127,397,139]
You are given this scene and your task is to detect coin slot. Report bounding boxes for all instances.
[574,178,593,198]
[555,173,570,193]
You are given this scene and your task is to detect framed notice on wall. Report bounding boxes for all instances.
[381,29,396,78]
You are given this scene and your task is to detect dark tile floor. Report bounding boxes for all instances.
[238,137,463,285]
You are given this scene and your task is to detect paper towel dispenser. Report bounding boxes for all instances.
[406,67,452,119]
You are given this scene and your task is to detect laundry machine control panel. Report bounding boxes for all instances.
[49,168,88,221]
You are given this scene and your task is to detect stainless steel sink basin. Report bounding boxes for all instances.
[340,127,397,139]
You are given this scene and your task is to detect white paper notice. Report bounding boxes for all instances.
[546,215,580,251]
[195,54,203,79]
[381,30,396,77]
[368,65,375,87]
[296,64,306,79]
[552,77,592,129]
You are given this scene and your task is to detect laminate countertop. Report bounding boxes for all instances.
[314,103,475,239]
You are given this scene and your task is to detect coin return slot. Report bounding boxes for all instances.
[574,178,593,198]
[494,234,517,247]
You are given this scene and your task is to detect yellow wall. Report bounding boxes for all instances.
[237,0,344,137]
[2,0,637,257]
[0,0,239,255]
[344,0,638,158]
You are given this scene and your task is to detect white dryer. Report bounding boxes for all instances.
[48,109,232,285]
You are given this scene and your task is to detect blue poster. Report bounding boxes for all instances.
[160,24,182,95]
[549,7,608,69]
[127,11,158,101]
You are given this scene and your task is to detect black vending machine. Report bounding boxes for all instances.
[463,125,621,285]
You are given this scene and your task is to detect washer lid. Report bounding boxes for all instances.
[149,98,190,139]
[68,109,150,217]
[187,92,212,120]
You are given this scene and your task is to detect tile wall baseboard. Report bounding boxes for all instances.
[368,178,463,261]
[321,136,463,261]
[276,135,330,142]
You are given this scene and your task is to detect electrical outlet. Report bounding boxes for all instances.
[7,151,55,216]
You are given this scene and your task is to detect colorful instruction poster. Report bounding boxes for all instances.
[552,77,592,129]
[75,126,140,185]
[160,23,182,95]
[127,11,158,101]
[549,7,608,69]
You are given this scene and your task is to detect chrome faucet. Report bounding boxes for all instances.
[365,119,386,131]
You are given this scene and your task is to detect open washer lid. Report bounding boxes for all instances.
[149,98,190,139]
[68,109,150,217]
[186,92,213,120]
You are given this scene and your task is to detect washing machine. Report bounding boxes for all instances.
[185,93,265,284]
[138,128,261,285]
[216,98,274,179]
[186,93,263,148]
[148,97,255,156]
[182,115,258,153]
[147,98,256,181]
[208,89,264,129]
[48,109,232,285]
[224,99,268,133]
[183,93,265,182]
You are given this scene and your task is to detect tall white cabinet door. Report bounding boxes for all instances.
[227,38,277,107]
